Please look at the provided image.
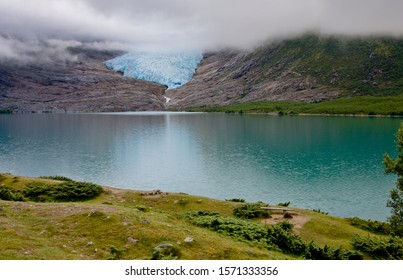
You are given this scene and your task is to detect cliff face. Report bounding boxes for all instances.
[166,35,403,110]
[0,47,166,113]
[165,49,339,110]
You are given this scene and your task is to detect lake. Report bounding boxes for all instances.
[0,112,401,220]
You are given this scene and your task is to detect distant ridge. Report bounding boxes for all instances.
[166,34,403,110]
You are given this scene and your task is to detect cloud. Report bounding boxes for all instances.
[0,0,402,60]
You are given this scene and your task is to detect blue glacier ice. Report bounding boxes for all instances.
[104,52,203,89]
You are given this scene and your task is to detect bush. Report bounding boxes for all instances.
[51,181,103,201]
[39,175,73,181]
[226,198,246,203]
[22,182,50,202]
[277,201,291,207]
[346,217,391,235]
[185,210,362,260]
[23,181,103,202]
[352,235,403,260]
[283,212,293,219]
[151,246,181,260]
[0,186,24,201]
[278,221,293,231]
[233,203,270,219]
[312,209,329,215]
[108,245,123,260]
[177,198,188,206]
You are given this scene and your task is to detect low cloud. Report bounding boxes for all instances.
[0,0,402,62]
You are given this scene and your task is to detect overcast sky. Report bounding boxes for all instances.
[1,0,403,61]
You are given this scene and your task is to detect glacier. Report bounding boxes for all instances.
[104,52,203,89]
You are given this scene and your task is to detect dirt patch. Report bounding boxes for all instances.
[261,212,311,234]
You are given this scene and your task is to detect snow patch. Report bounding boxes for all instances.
[104,52,202,89]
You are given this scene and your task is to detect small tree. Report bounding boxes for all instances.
[383,122,403,237]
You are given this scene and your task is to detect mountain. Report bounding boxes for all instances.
[1,35,402,113]
[166,35,403,110]
[0,47,166,113]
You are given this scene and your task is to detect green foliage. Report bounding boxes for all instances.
[312,209,329,215]
[0,186,24,201]
[352,235,403,260]
[185,211,362,260]
[226,198,246,203]
[194,95,403,116]
[108,245,123,260]
[277,201,291,207]
[233,203,270,219]
[23,181,103,202]
[283,212,293,219]
[346,217,391,235]
[177,198,189,206]
[383,122,403,237]
[151,246,181,260]
[277,221,293,231]
[135,205,147,212]
[39,175,73,181]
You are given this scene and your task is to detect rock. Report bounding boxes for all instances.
[0,47,166,113]
[184,237,194,243]
[154,243,173,251]
[86,241,94,246]
[127,237,138,245]
[140,219,150,223]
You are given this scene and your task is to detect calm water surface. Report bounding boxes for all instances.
[0,112,401,220]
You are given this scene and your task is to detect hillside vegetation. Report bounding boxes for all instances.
[167,34,403,112]
[1,173,400,260]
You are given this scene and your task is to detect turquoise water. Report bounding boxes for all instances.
[0,112,401,220]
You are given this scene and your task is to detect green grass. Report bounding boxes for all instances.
[0,173,396,260]
[299,211,381,249]
[256,35,403,96]
[191,95,403,116]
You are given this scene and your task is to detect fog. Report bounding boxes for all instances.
[1,0,402,62]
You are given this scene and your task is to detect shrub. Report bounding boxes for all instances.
[52,181,103,201]
[39,175,73,181]
[108,245,123,260]
[22,182,50,202]
[185,210,362,260]
[278,221,293,231]
[0,186,24,201]
[283,212,293,219]
[312,209,329,215]
[233,203,270,219]
[178,198,188,206]
[277,201,291,207]
[346,217,391,235]
[226,198,246,203]
[352,235,403,260]
[23,181,103,202]
[151,246,181,260]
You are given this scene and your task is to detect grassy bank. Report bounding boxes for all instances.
[0,173,397,260]
[189,95,403,116]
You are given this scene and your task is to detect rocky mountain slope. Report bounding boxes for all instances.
[1,35,402,113]
[0,47,166,113]
[166,35,403,110]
